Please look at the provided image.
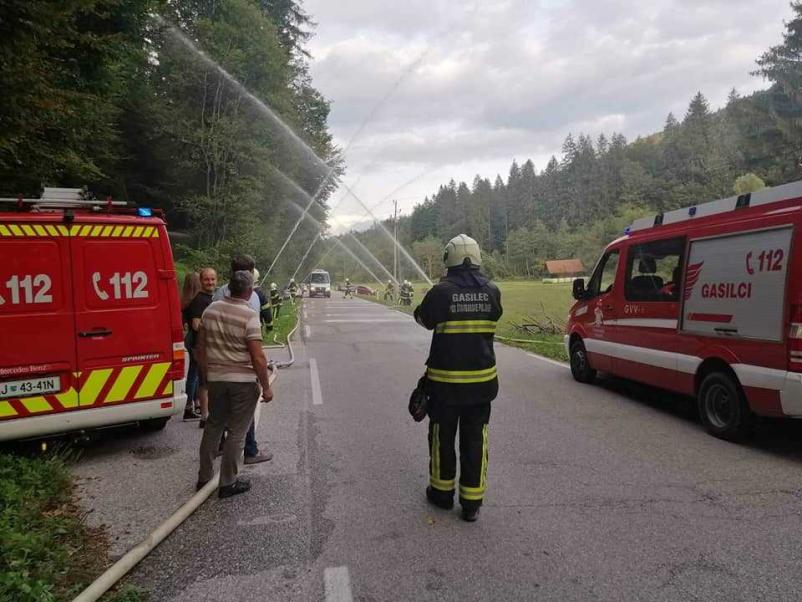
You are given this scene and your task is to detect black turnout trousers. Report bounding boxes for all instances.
[428,401,491,509]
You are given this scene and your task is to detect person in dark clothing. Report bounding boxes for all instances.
[413,234,503,522]
[270,283,282,319]
[184,267,217,422]
[252,269,273,331]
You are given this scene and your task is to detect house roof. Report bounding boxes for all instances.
[545,259,585,275]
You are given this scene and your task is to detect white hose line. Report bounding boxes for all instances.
[72,371,278,602]
[72,475,219,602]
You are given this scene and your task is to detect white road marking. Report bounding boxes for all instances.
[304,325,311,338]
[526,352,569,369]
[324,566,354,602]
[310,358,323,405]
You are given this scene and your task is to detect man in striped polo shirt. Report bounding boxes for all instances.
[196,270,274,499]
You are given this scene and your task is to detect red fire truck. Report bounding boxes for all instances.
[567,180,802,441]
[0,188,187,441]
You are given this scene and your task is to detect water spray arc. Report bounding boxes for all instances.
[347,233,397,284]
[157,15,432,287]
[279,196,384,287]
[291,232,321,282]
[340,182,433,286]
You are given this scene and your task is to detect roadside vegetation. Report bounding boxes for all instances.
[267,299,300,347]
[0,452,144,602]
[358,281,572,362]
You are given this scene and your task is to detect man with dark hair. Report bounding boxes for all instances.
[211,254,271,464]
[196,270,274,498]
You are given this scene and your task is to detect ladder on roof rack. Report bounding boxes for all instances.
[627,179,802,233]
[0,187,127,208]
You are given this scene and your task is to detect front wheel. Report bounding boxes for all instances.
[698,372,755,441]
[570,339,596,384]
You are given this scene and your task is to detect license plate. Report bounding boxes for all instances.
[0,375,61,399]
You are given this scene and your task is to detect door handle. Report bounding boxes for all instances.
[78,329,112,338]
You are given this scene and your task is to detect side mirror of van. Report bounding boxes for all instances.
[572,278,587,300]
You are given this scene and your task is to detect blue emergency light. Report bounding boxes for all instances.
[688,206,697,217]
[137,207,153,217]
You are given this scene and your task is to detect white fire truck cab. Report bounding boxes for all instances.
[567,180,802,441]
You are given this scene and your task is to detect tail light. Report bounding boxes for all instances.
[789,305,802,372]
[169,341,186,380]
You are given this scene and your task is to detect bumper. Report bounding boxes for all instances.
[0,383,185,442]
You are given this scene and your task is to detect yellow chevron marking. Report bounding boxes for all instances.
[101,225,113,237]
[79,368,113,406]
[90,225,103,237]
[46,225,59,236]
[21,396,51,413]
[80,225,93,237]
[112,225,124,237]
[21,224,36,236]
[34,225,48,236]
[0,401,16,418]
[132,226,144,238]
[56,388,79,408]
[105,366,143,403]
[134,363,170,399]
[9,224,23,236]
[58,225,69,236]
[0,225,10,236]
[122,225,134,238]
[152,228,160,238]
[160,380,173,396]
[69,224,81,236]
[142,226,154,238]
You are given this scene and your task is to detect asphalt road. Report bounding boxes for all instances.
[76,296,802,601]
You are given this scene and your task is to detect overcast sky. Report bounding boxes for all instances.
[303,0,791,232]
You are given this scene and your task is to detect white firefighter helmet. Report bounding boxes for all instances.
[290,277,295,283]
[253,268,260,283]
[270,282,277,290]
[443,234,481,268]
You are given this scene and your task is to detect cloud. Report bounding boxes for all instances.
[304,0,791,220]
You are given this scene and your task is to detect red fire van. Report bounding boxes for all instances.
[567,180,802,440]
[0,188,186,441]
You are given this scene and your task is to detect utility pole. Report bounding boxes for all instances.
[393,200,398,283]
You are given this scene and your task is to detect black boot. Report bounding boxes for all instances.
[426,486,454,510]
[461,506,480,522]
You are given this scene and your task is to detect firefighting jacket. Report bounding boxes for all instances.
[414,267,503,405]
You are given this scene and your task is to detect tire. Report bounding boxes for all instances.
[140,417,169,432]
[698,371,755,441]
[570,339,596,384]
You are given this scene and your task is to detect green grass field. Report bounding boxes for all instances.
[358,280,574,362]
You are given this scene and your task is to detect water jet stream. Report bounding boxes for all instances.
[155,15,431,285]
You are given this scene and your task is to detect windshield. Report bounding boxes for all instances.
[310,273,329,284]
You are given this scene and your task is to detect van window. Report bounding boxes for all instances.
[625,237,685,302]
[587,250,620,297]
[310,272,329,284]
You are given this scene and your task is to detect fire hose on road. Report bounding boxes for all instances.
[73,319,300,602]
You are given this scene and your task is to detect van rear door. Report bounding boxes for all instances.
[70,220,174,408]
[0,218,77,421]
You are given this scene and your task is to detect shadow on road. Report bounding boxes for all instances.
[596,374,802,462]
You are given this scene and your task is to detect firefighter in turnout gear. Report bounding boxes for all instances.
[252,269,273,331]
[413,234,502,522]
[344,278,353,298]
[399,280,413,306]
[384,279,395,303]
[288,278,299,301]
[270,283,282,319]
